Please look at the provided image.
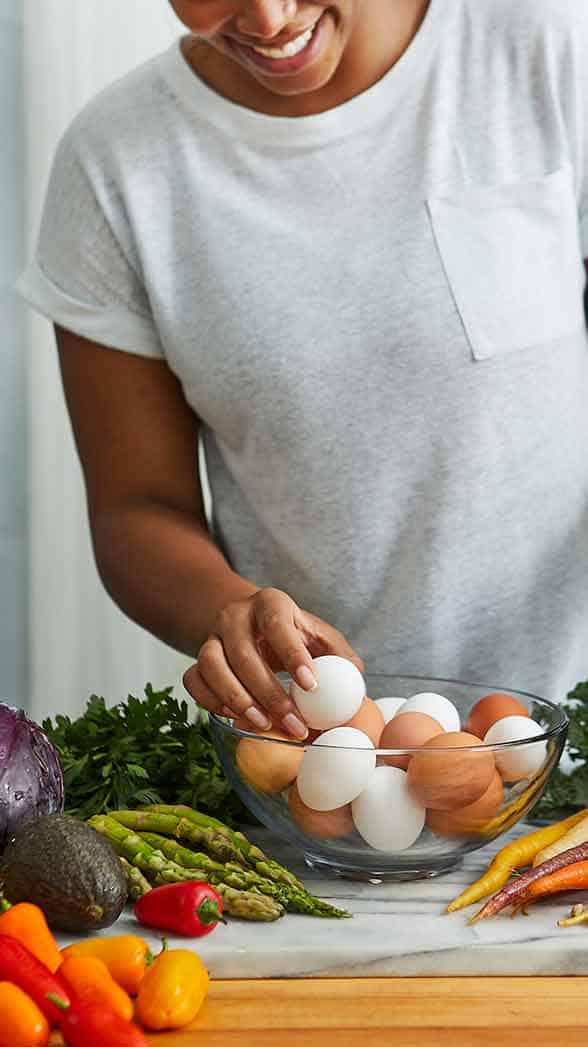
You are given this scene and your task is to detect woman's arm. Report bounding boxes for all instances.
[55,324,257,657]
[55,326,361,736]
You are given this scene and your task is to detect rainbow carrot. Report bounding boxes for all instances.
[446,810,588,913]
[469,841,588,923]
[512,860,588,915]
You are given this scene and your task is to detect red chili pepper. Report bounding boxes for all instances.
[48,995,148,1047]
[0,934,71,1025]
[134,881,226,937]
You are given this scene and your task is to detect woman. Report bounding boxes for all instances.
[18,0,588,739]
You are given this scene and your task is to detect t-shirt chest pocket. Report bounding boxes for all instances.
[426,165,586,361]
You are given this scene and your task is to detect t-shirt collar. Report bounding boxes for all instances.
[159,0,446,147]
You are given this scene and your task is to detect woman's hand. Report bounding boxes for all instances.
[183,588,364,739]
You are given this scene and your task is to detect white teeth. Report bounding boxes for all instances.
[252,25,314,59]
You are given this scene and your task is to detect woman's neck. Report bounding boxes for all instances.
[181,1,431,118]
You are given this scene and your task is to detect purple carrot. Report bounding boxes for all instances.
[469,841,588,924]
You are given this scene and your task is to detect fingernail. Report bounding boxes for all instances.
[295,666,318,692]
[283,713,309,740]
[245,707,271,731]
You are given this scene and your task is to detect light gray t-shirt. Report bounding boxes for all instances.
[17,0,588,702]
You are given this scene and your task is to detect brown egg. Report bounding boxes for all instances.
[379,712,445,770]
[343,697,386,746]
[236,731,304,794]
[406,731,495,811]
[426,770,504,837]
[288,782,354,839]
[465,693,530,739]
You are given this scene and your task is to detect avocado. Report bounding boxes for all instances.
[0,813,128,932]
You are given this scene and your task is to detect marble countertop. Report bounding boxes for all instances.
[59,827,588,978]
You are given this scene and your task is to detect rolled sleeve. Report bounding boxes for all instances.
[16,258,164,358]
[16,119,164,359]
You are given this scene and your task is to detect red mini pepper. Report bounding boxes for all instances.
[49,996,149,1047]
[0,934,71,1025]
[134,881,226,937]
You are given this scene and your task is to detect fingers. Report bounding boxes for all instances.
[251,589,320,693]
[297,609,365,673]
[221,634,308,741]
[183,588,365,742]
[182,663,223,716]
[185,637,273,732]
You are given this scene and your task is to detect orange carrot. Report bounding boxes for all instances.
[512,860,588,914]
[469,840,588,923]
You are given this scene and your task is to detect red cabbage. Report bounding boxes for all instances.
[0,703,64,851]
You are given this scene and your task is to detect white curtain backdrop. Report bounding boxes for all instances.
[21,1,192,720]
[1,0,26,707]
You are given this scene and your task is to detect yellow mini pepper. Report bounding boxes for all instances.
[135,948,209,1031]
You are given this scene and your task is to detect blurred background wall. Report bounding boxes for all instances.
[10,1,192,719]
[0,0,27,707]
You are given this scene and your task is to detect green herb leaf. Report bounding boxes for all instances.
[43,684,255,828]
[534,679,588,818]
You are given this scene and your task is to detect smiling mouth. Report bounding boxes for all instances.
[231,15,322,61]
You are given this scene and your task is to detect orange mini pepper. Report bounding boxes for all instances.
[135,948,209,1031]
[0,899,62,973]
[0,981,49,1047]
[60,935,153,995]
[59,954,134,1021]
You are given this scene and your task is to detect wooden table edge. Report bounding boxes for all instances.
[49,974,588,1045]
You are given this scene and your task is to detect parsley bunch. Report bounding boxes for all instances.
[534,679,588,817]
[42,683,255,827]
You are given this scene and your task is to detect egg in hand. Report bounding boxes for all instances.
[290,655,365,730]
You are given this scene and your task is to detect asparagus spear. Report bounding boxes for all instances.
[149,873,283,922]
[138,831,291,902]
[140,804,305,891]
[89,815,284,922]
[119,857,151,900]
[139,831,350,919]
[110,810,244,865]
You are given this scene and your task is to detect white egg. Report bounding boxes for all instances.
[352,766,425,851]
[483,715,547,781]
[290,655,366,730]
[296,727,376,811]
[400,692,460,733]
[374,697,407,724]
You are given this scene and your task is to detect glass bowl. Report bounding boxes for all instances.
[209,674,568,882]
